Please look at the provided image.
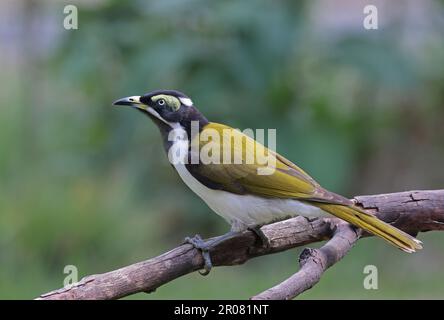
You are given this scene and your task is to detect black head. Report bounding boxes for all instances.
[113,90,208,135]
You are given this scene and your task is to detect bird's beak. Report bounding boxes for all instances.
[112,96,146,110]
[113,95,169,125]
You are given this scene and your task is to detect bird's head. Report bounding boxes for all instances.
[113,90,208,132]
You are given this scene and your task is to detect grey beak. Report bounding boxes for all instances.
[112,96,141,106]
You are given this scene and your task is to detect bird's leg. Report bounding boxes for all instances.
[184,231,240,276]
[248,226,270,248]
[184,234,212,275]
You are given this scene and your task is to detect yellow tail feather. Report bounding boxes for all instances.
[316,204,423,253]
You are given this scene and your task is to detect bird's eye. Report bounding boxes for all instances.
[157,99,166,106]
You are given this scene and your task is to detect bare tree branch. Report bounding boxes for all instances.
[251,223,361,300]
[251,189,444,300]
[37,190,444,300]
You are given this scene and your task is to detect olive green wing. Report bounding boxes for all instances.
[185,124,423,253]
[186,122,351,205]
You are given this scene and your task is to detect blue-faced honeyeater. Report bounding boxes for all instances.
[114,90,422,275]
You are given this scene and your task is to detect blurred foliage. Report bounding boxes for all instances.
[0,0,443,298]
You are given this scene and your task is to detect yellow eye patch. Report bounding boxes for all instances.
[151,94,181,111]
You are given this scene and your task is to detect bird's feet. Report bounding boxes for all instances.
[184,229,269,276]
[184,231,242,276]
[248,227,270,248]
[184,234,213,276]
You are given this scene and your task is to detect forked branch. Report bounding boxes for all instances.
[37,190,444,300]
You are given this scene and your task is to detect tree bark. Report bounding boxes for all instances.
[37,190,444,300]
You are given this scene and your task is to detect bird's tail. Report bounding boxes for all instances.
[316,203,423,253]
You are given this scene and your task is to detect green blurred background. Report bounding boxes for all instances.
[1,0,443,299]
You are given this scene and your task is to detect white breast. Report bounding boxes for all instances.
[171,139,327,231]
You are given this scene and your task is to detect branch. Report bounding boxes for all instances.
[37,190,444,300]
[251,223,361,300]
[251,189,444,300]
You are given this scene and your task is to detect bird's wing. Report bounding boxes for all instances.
[186,122,351,206]
[186,123,423,253]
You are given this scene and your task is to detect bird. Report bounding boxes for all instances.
[113,89,422,275]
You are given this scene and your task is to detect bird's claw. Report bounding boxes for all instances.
[248,227,270,248]
[184,234,213,276]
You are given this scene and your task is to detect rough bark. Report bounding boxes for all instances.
[37,190,444,300]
